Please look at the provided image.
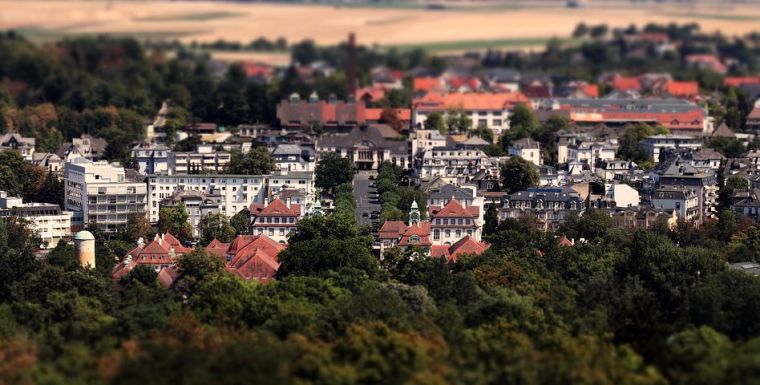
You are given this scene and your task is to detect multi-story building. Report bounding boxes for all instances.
[271,144,316,172]
[428,199,481,245]
[0,191,71,248]
[131,142,170,175]
[316,125,410,170]
[160,190,224,238]
[611,208,678,229]
[540,98,713,135]
[595,159,633,181]
[656,161,718,221]
[146,170,314,223]
[651,188,700,223]
[499,188,586,231]
[412,91,530,137]
[411,129,447,157]
[64,158,147,233]
[169,145,232,175]
[638,135,702,160]
[561,139,618,170]
[418,146,499,183]
[426,183,485,225]
[508,138,542,166]
[250,197,304,244]
[30,152,64,174]
[0,133,35,160]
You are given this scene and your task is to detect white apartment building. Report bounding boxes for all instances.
[508,138,542,166]
[411,129,447,156]
[639,135,702,160]
[652,188,700,222]
[562,140,618,170]
[169,145,232,175]
[0,192,72,248]
[64,158,147,233]
[271,144,316,172]
[146,171,314,223]
[605,183,640,209]
[418,147,499,183]
[131,142,170,175]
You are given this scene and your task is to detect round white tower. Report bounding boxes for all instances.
[74,230,96,268]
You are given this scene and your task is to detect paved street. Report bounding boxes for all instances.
[353,172,381,228]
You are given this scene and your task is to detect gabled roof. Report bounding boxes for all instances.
[612,77,641,91]
[398,222,432,247]
[250,198,301,217]
[711,122,736,139]
[413,91,530,111]
[429,199,478,218]
[379,220,407,239]
[157,267,178,288]
[665,80,699,97]
[430,236,489,262]
[225,234,285,281]
[205,239,231,259]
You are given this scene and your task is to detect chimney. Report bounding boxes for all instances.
[346,33,357,97]
[264,197,269,206]
[286,197,292,208]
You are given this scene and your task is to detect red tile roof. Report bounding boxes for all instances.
[356,86,386,103]
[225,234,285,282]
[241,62,272,79]
[205,239,231,259]
[665,80,699,97]
[558,235,574,247]
[413,91,530,111]
[398,222,432,247]
[429,199,478,219]
[612,77,641,91]
[157,267,178,288]
[365,108,412,122]
[250,198,301,217]
[379,220,407,239]
[685,54,727,74]
[582,84,600,98]
[430,236,490,262]
[725,76,760,87]
[413,76,443,92]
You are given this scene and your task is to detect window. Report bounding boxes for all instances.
[268,228,274,236]
[456,230,461,238]
[445,230,451,238]
[433,229,440,240]
[279,229,285,236]
[493,119,502,126]
[409,235,420,244]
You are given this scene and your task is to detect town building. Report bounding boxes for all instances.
[651,188,700,222]
[540,98,713,134]
[0,191,71,248]
[30,152,64,174]
[160,190,224,239]
[131,142,170,175]
[418,146,499,184]
[499,188,585,231]
[64,158,148,233]
[411,129,447,156]
[611,208,678,229]
[0,133,35,159]
[57,134,108,161]
[605,183,640,208]
[316,125,411,170]
[639,135,702,160]
[508,138,542,166]
[428,198,482,245]
[271,144,316,172]
[276,93,366,130]
[219,234,286,282]
[112,233,192,280]
[249,197,304,244]
[146,171,314,223]
[655,161,718,221]
[169,144,232,175]
[411,91,530,137]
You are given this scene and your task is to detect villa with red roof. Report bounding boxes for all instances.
[379,201,487,259]
[221,234,285,282]
[112,232,192,280]
[411,91,531,137]
[249,197,304,244]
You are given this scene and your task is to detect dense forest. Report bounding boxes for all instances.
[5,195,760,384]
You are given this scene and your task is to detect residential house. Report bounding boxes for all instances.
[651,188,700,223]
[30,152,64,174]
[271,144,316,172]
[131,142,170,175]
[316,125,411,170]
[508,138,542,166]
[249,197,304,244]
[222,234,285,282]
[499,188,585,231]
[639,135,702,160]
[0,191,71,248]
[276,93,367,130]
[428,198,482,246]
[0,133,35,159]
[160,190,224,239]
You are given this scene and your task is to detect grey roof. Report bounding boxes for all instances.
[510,138,540,150]
[652,188,694,200]
[555,98,704,114]
[507,188,583,203]
[729,262,760,276]
[317,126,409,154]
[272,144,313,156]
[429,184,474,201]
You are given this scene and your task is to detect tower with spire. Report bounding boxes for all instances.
[408,200,421,225]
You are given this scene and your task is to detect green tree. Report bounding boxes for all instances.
[277,214,376,278]
[199,213,237,244]
[230,209,251,235]
[719,175,748,209]
[500,157,538,194]
[173,249,225,296]
[424,112,446,133]
[157,204,192,243]
[122,213,153,244]
[484,203,499,236]
[315,152,356,194]
[227,147,275,175]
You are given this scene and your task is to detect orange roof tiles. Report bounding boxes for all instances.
[379,221,407,239]
[429,199,478,219]
[665,80,699,97]
[413,91,530,111]
[430,236,490,262]
[398,222,433,247]
[251,198,301,217]
[725,76,760,87]
[413,77,443,92]
[365,108,412,122]
[612,77,641,91]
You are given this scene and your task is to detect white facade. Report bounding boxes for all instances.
[0,192,71,248]
[131,143,170,175]
[605,183,640,209]
[418,148,499,182]
[414,110,511,138]
[64,159,147,233]
[562,140,618,170]
[639,135,702,160]
[508,139,542,166]
[411,129,447,156]
[147,171,314,223]
[652,189,700,222]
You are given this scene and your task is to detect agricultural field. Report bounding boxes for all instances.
[2,0,760,56]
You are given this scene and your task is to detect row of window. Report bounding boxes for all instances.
[432,229,474,240]
[256,216,297,224]
[433,218,473,225]
[256,227,296,237]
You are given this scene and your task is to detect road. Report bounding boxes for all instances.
[353,172,381,228]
